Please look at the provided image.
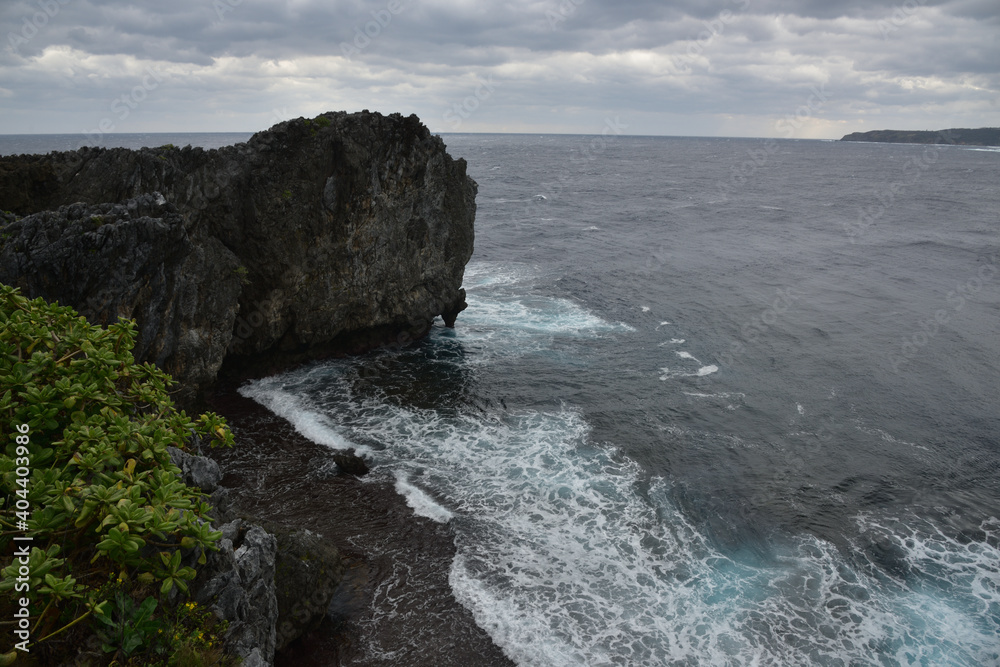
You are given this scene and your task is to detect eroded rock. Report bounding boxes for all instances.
[0,111,477,403]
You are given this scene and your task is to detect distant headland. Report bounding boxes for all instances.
[840,127,1000,147]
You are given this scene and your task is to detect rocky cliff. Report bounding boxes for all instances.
[0,111,477,403]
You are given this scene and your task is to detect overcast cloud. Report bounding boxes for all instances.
[1,0,997,137]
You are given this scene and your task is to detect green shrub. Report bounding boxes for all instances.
[0,285,234,664]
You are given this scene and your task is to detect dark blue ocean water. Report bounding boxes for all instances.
[5,133,999,665]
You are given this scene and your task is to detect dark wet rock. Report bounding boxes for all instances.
[331,449,370,476]
[0,111,477,404]
[270,528,346,652]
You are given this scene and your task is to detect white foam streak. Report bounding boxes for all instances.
[394,472,454,523]
[659,364,718,380]
[451,262,635,364]
[238,381,367,454]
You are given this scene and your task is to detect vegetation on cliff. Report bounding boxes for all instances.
[840,127,1000,146]
[0,285,233,665]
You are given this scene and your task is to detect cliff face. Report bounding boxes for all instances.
[0,111,477,402]
[0,194,242,399]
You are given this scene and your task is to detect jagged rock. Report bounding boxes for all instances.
[195,521,279,665]
[208,485,238,526]
[270,528,346,651]
[167,446,223,493]
[0,111,477,403]
[0,194,242,404]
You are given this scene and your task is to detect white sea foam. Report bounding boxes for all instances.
[453,262,635,363]
[671,352,717,377]
[238,256,998,666]
[463,261,535,289]
[245,364,1000,667]
[659,364,718,380]
[394,472,454,523]
[683,391,746,402]
[641,306,650,312]
[237,381,369,454]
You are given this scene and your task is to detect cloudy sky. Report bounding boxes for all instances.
[1,0,997,138]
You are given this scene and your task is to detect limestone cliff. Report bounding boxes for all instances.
[0,111,477,403]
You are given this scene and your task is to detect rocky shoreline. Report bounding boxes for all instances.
[0,112,494,665]
[203,383,515,666]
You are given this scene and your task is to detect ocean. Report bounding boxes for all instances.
[3,132,998,666]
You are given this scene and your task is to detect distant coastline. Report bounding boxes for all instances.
[840,127,1000,147]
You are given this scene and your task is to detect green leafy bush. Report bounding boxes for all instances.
[0,285,233,664]
[94,591,159,657]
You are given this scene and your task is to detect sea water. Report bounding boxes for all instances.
[5,132,999,665]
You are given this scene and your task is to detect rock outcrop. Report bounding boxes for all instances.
[0,194,242,401]
[167,447,279,665]
[170,443,349,664]
[196,520,280,667]
[0,111,477,403]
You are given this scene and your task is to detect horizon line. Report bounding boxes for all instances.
[0,130,842,141]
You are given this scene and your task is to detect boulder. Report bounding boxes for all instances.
[331,448,370,476]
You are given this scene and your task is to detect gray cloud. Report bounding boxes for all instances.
[1,0,996,137]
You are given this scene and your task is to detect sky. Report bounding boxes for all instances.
[1,0,997,139]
